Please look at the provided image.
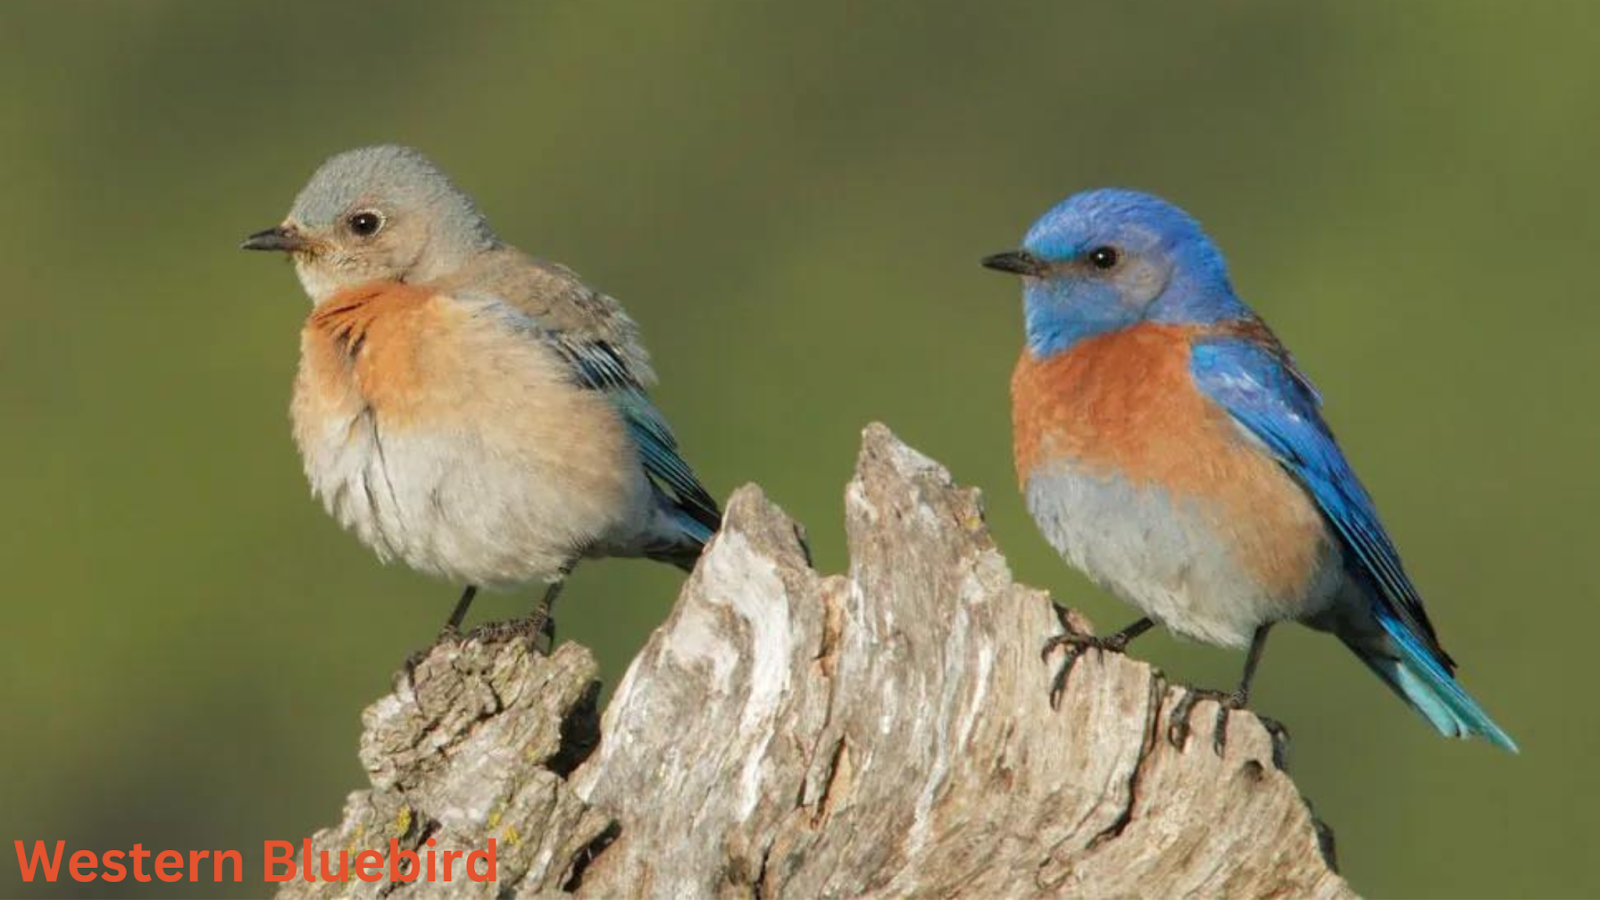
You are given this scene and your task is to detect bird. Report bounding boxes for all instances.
[241,145,720,646]
[982,188,1516,752]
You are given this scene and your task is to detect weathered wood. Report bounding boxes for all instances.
[278,424,1351,900]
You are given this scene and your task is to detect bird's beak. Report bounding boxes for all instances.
[980,250,1048,277]
[240,225,311,253]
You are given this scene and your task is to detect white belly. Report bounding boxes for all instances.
[297,410,649,587]
[1024,461,1343,648]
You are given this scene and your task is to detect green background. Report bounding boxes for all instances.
[2,3,1593,897]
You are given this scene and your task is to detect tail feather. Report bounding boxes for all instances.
[1345,609,1518,752]
[670,503,717,551]
[644,496,721,573]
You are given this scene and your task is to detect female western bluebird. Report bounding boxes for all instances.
[242,145,720,643]
[983,188,1515,751]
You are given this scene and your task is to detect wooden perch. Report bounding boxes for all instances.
[276,424,1352,900]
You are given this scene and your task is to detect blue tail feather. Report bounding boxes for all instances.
[641,493,721,573]
[671,504,716,547]
[1350,608,1518,752]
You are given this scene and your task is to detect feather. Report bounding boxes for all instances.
[1189,324,1451,667]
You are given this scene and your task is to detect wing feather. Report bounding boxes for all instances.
[1190,325,1452,668]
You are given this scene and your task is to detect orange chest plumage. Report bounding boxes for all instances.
[1012,322,1337,619]
[296,281,445,424]
[1011,323,1247,490]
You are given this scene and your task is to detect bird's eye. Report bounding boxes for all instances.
[1087,246,1120,270]
[347,211,383,237]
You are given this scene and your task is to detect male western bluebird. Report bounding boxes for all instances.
[983,188,1515,751]
[241,145,720,643]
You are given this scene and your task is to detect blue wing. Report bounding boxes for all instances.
[1189,328,1451,667]
[470,292,720,535]
[556,338,722,536]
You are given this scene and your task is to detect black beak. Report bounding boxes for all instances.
[240,225,310,253]
[980,250,1047,277]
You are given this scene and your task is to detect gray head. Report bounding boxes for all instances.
[241,145,499,302]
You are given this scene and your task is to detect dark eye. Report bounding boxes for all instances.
[1087,246,1120,270]
[347,211,383,237]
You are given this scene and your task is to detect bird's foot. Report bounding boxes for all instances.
[434,621,463,644]
[1166,686,1248,755]
[1040,607,1137,710]
[522,606,557,656]
[464,613,557,657]
[1258,715,1292,769]
[400,624,469,682]
[401,647,428,683]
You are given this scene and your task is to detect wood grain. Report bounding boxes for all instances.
[276,424,1351,900]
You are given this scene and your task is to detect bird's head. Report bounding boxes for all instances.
[241,144,499,304]
[983,188,1244,356]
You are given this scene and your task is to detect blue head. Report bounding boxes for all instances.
[982,189,1248,357]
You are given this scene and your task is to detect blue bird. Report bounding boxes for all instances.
[984,188,1516,751]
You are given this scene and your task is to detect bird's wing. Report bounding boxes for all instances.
[455,258,721,532]
[474,251,659,384]
[550,336,722,531]
[1189,324,1452,668]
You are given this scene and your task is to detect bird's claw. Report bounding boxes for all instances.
[535,616,556,655]
[1041,613,1133,710]
[1166,686,1247,755]
[400,622,470,685]
[401,648,428,684]
[464,614,557,657]
[1259,715,1292,769]
[523,609,557,656]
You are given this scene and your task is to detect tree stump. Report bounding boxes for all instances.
[275,424,1351,900]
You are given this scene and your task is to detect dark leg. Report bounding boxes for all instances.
[1042,610,1156,709]
[1167,624,1276,754]
[440,585,478,637]
[403,584,481,676]
[1234,622,1272,707]
[469,563,575,653]
[523,579,565,655]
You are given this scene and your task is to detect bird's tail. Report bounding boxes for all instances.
[1341,606,1518,752]
[644,497,721,573]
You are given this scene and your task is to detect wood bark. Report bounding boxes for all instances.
[277,424,1352,900]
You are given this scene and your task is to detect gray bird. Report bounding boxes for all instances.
[242,145,720,641]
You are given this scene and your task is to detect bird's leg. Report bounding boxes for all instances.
[1167,624,1276,755]
[439,585,479,639]
[403,585,481,676]
[521,578,566,656]
[468,564,572,653]
[1041,611,1155,709]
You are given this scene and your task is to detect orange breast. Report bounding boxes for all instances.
[297,281,443,429]
[1011,323,1331,599]
[1012,324,1230,486]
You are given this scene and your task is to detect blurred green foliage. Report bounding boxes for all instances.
[1,2,1595,897]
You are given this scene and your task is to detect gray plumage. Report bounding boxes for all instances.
[246,144,719,609]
